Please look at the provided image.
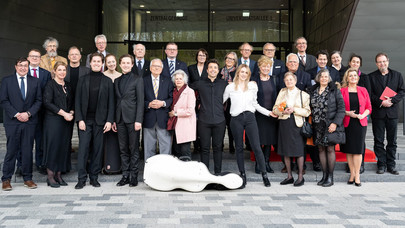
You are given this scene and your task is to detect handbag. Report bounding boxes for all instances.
[167,116,177,131]
[299,91,312,138]
[323,126,346,144]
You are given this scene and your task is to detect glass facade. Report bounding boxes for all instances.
[103,0,301,63]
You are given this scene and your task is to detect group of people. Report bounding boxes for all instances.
[1,34,404,191]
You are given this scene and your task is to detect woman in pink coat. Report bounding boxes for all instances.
[168,70,197,161]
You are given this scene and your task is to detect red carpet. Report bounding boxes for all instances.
[250,145,377,162]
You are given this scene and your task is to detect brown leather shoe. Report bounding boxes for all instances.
[2,180,12,191]
[24,180,37,189]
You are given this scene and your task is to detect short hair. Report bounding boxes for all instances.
[263,42,276,49]
[28,49,41,56]
[341,68,359,88]
[118,54,134,64]
[195,48,209,62]
[239,42,253,51]
[171,69,189,84]
[206,59,220,69]
[150,58,163,69]
[257,55,273,68]
[89,52,104,63]
[94,34,107,43]
[283,71,297,82]
[294,37,307,46]
[165,42,177,49]
[286,53,299,63]
[68,46,81,54]
[315,68,332,83]
[132,43,145,51]
[15,57,29,66]
[224,52,238,67]
[375,52,389,62]
[348,53,363,67]
[330,50,341,58]
[315,50,329,59]
[53,61,68,71]
[42,37,59,49]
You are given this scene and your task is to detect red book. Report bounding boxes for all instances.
[380,86,397,100]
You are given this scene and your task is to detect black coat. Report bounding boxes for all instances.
[188,63,208,84]
[131,59,150,77]
[43,80,73,116]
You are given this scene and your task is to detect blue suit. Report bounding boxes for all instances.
[0,74,42,181]
[161,59,189,78]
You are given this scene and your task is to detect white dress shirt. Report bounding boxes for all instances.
[29,66,39,78]
[16,73,27,97]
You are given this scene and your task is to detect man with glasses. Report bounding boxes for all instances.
[40,37,68,73]
[295,37,317,72]
[162,42,188,78]
[86,34,109,70]
[238,42,257,73]
[257,43,285,79]
[0,57,42,191]
[369,53,405,175]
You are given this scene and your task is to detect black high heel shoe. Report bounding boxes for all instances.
[56,177,68,186]
[355,182,362,187]
[262,172,270,187]
[47,179,60,188]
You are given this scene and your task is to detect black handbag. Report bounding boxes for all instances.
[323,126,346,144]
[299,91,312,138]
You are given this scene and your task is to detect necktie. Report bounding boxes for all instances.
[20,77,25,100]
[33,68,38,78]
[244,60,247,65]
[300,55,306,66]
[153,78,158,98]
[138,60,142,72]
[169,61,175,76]
[51,57,56,69]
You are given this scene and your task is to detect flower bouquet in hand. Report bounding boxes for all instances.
[278,101,288,112]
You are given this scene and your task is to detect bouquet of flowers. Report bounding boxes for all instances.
[278,101,288,112]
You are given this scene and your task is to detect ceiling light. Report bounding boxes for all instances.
[176,10,184,17]
[140,5,145,8]
[242,10,250,17]
[146,11,151,14]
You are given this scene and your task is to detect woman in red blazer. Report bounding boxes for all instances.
[340,68,372,187]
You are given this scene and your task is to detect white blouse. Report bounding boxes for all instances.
[223,81,271,117]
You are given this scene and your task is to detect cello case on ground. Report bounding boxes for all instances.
[144,154,243,192]
[102,131,121,174]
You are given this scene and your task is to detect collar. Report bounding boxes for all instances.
[151,74,160,81]
[167,58,176,63]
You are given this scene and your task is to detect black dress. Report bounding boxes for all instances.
[341,92,366,154]
[277,114,305,157]
[42,80,73,172]
[256,78,277,145]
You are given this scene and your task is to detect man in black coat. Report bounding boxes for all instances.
[306,50,340,83]
[114,54,144,187]
[75,53,114,189]
[369,53,405,175]
[131,43,150,77]
[0,57,42,190]
[161,42,189,78]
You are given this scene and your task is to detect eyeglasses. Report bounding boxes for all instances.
[264,49,275,52]
[296,42,307,45]
[377,60,388,64]
[198,54,206,57]
[47,44,57,48]
[69,53,81,56]
[28,55,40,58]
[241,49,252,52]
[96,42,106,45]
[16,64,29,68]
[166,49,177,51]
[226,57,235,61]
[151,65,162,68]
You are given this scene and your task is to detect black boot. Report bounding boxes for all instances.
[254,162,260,174]
[317,172,327,186]
[239,172,247,189]
[266,163,274,173]
[322,172,334,187]
[262,172,270,187]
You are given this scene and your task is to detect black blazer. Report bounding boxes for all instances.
[114,73,144,124]
[0,74,42,125]
[307,66,340,83]
[188,64,208,84]
[43,80,73,116]
[369,68,405,119]
[299,54,317,72]
[143,75,173,129]
[131,59,150,77]
[280,69,312,92]
[161,59,189,78]
[75,72,115,125]
[65,66,90,83]
[28,67,51,91]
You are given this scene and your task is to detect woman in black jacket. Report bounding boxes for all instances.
[308,69,345,187]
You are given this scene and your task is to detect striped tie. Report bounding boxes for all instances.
[153,78,158,98]
[169,60,175,76]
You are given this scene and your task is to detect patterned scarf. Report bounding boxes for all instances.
[221,66,236,82]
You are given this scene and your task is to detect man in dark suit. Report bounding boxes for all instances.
[306,50,340,83]
[0,57,42,191]
[161,42,188,78]
[143,58,173,160]
[85,34,109,70]
[75,53,114,189]
[66,46,90,97]
[238,42,257,73]
[258,43,286,78]
[113,54,144,187]
[369,53,405,175]
[131,43,150,77]
[295,37,317,72]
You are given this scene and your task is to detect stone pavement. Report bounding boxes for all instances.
[1,182,405,227]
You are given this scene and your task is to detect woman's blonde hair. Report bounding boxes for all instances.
[341,68,359,88]
[257,55,273,68]
[234,64,251,91]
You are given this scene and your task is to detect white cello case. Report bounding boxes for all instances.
[144,154,243,192]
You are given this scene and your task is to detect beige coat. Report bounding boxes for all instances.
[272,87,311,127]
[40,54,68,73]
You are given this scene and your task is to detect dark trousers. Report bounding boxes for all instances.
[230,112,266,173]
[77,120,104,181]
[117,121,140,178]
[198,120,226,174]
[172,133,191,160]
[16,116,43,168]
[372,117,398,169]
[2,123,35,181]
